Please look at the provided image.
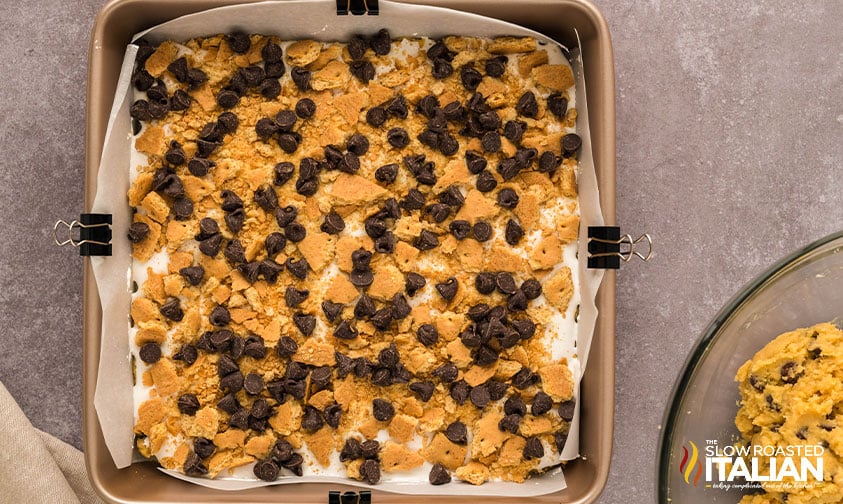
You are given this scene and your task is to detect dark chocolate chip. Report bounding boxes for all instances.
[274,109,297,132]
[220,190,243,211]
[514,148,537,168]
[505,395,527,417]
[496,157,521,181]
[429,463,451,485]
[295,176,318,197]
[464,151,487,175]
[188,157,215,177]
[160,297,184,321]
[435,277,458,301]
[293,98,316,120]
[169,90,192,111]
[449,380,470,404]
[277,133,300,153]
[372,398,395,422]
[252,186,277,212]
[494,272,517,294]
[505,219,524,245]
[223,239,246,264]
[370,28,391,55]
[241,65,265,87]
[286,257,309,279]
[558,399,576,421]
[285,286,310,308]
[413,230,439,251]
[259,78,281,99]
[183,452,208,476]
[265,60,286,79]
[369,308,392,331]
[253,459,279,482]
[475,170,498,193]
[377,343,400,369]
[503,120,527,144]
[193,437,216,460]
[467,304,491,322]
[285,222,307,243]
[216,89,240,109]
[370,367,392,387]
[517,280,540,302]
[321,301,344,323]
[349,59,375,83]
[196,218,219,239]
[547,93,568,118]
[217,392,241,415]
[485,55,508,77]
[561,133,582,157]
[439,133,459,156]
[242,372,264,396]
[348,35,368,60]
[448,220,471,240]
[335,352,355,379]
[512,368,537,389]
[220,370,244,393]
[293,313,316,336]
[334,319,359,340]
[281,452,304,476]
[173,343,198,366]
[431,58,453,79]
[257,259,282,283]
[445,421,467,444]
[385,94,408,118]
[127,222,150,243]
[244,334,266,359]
[400,188,426,211]
[460,325,481,348]
[443,101,466,122]
[386,127,410,148]
[218,354,239,377]
[425,203,450,223]
[318,211,345,235]
[409,381,435,402]
[132,68,155,91]
[228,336,245,360]
[198,233,222,257]
[523,436,545,459]
[273,162,295,186]
[276,336,299,357]
[301,405,324,431]
[532,391,553,415]
[418,129,439,149]
[481,130,502,153]
[195,139,220,158]
[416,324,439,347]
[208,305,231,327]
[474,345,499,366]
[516,91,539,118]
[354,294,376,319]
[138,342,161,364]
[478,111,501,132]
[390,293,411,319]
[195,332,214,353]
[187,68,208,90]
[469,384,491,409]
[209,329,233,352]
[405,272,426,296]
[460,64,483,90]
[226,32,251,53]
[498,413,521,434]
[224,208,245,234]
[274,205,298,228]
[324,403,342,429]
[340,438,363,462]
[497,188,519,209]
[433,363,458,383]
[171,197,193,220]
[255,117,278,140]
[286,361,310,380]
[512,318,536,340]
[475,272,496,294]
[360,459,380,484]
[366,106,387,127]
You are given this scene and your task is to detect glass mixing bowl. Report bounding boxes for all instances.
[658,230,843,503]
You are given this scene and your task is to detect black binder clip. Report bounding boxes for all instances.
[53,214,113,256]
[587,226,652,269]
[328,490,372,503]
[337,0,378,15]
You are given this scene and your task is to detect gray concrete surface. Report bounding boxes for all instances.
[0,0,840,502]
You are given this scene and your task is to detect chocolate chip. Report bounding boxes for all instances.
[469,384,491,409]
[272,110,296,132]
[269,163,294,188]
[496,158,521,181]
[286,361,310,380]
[285,286,310,308]
[183,452,208,476]
[251,459,279,482]
[449,380,470,404]
[443,100,466,122]
[207,305,230,327]
[376,343,399,369]
[286,66,309,91]
[514,148,538,168]
[416,324,439,347]
[244,334,266,359]
[334,320,359,340]
[360,459,380,484]
[559,399,577,422]
[460,64,482,90]
[137,342,160,364]
[224,208,245,234]
[504,395,527,417]
[561,133,582,157]
[516,91,539,118]
[433,363,458,383]
[432,58,453,79]
[208,329,232,353]
[220,370,244,393]
[532,391,553,415]
[274,205,297,228]
[284,378,306,401]
[276,336,299,357]
[427,40,455,61]
[479,130,501,153]
[493,272,515,295]
[370,28,391,55]
[512,368,537,389]
[298,175,320,195]
[474,345,499,366]
[505,219,524,245]
[498,413,521,434]
[169,89,192,111]
[173,344,198,366]
[445,220,470,240]
[256,259,281,284]
[293,313,316,336]
[127,222,149,243]
[390,293,411,319]
[286,257,309,279]
[277,133,300,154]
[418,129,439,149]
[478,111,501,132]
[475,272,496,294]
[159,297,183,321]
[255,117,278,140]
[338,438,363,463]
[370,368,392,387]
[228,336,245,360]
[400,188,426,211]
[466,304,490,322]
[217,112,239,135]
[485,55,507,77]
[349,59,375,83]
[223,239,245,264]
[458,152,486,177]
[435,277,458,301]
[187,68,208,90]
[281,452,304,476]
[128,100,151,121]
[503,120,527,144]
[226,32,251,53]
[187,157,214,177]
[353,294,376,319]
[459,325,481,348]
[216,89,240,109]
[409,381,435,402]
[427,463,451,486]
[152,168,185,198]
[521,279,542,300]
[171,197,193,220]
[239,373,263,396]
[445,421,467,444]
[250,186,277,213]
[191,437,216,460]
[494,189,520,210]
[321,301,344,323]
[285,222,307,243]
[366,106,387,127]
[195,138,220,158]
[547,93,568,118]
[475,170,498,193]
[301,405,324,431]
[368,308,392,331]
[195,217,218,238]
[413,230,439,251]
[512,318,536,340]
[372,398,395,422]
[321,403,342,429]
[198,233,222,256]
[523,436,545,459]
[291,99,316,121]
[386,95,408,118]
[217,392,242,415]
[384,127,410,149]
[425,203,450,223]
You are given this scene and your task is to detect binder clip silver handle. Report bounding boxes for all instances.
[337,0,378,15]
[587,226,653,269]
[53,214,113,256]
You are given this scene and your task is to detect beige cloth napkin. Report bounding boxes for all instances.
[0,381,103,504]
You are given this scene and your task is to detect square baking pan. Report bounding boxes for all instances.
[82,0,616,502]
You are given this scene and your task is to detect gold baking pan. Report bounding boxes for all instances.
[82,0,616,502]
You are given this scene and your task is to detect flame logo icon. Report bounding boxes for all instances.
[679,441,703,486]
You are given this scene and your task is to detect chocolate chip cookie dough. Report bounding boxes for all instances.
[736,322,843,503]
[127,29,581,486]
